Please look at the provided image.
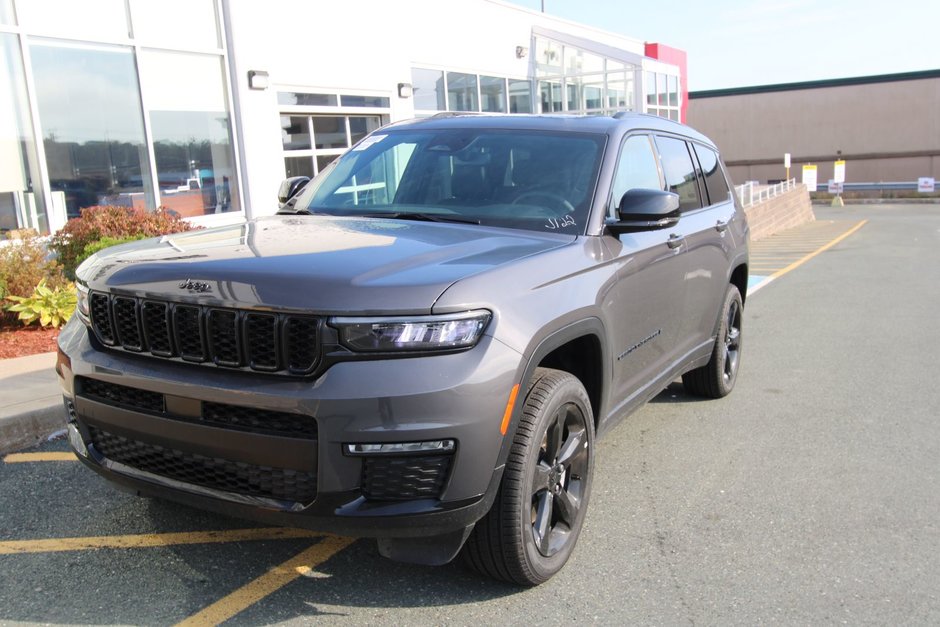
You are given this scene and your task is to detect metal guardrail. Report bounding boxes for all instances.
[735,178,797,208]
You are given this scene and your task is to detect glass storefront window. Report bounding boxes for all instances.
[607,73,626,109]
[18,0,129,41]
[582,75,604,110]
[129,0,219,49]
[509,79,532,113]
[281,116,311,151]
[668,75,679,107]
[278,92,338,107]
[31,40,153,219]
[349,116,381,145]
[0,34,50,234]
[535,38,563,76]
[540,81,562,113]
[658,74,668,106]
[447,72,478,112]
[284,156,314,179]
[312,117,346,149]
[411,68,445,111]
[340,95,390,108]
[645,71,657,106]
[139,49,238,217]
[480,76,506,113]
[566,48,603,75]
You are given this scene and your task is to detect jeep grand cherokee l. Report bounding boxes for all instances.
[57,113,748,585]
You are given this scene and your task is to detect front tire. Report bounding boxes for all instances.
[683,284,743,398]
[462,368,595,586]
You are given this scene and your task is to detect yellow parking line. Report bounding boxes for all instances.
[0,528,327,555]
[4,452,76,463]
[769,220,868,280]
[176,536,356,627]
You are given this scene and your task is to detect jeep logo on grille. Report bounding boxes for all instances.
[178,279,212,293]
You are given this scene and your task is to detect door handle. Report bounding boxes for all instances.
[666,234,685,249]
[715,219,729,232]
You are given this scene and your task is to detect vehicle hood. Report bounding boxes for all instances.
[77,215,574,314]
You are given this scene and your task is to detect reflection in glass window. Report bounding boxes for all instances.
[609,135,662,216]
[129,0,219,49]
[668,75,679,107]
[312,117,347,149]
[447,72,478,112]
[509,80,532,113]
[540,81,562,113]
[692,144,731,205]
[535,38,563,76]
[281,116,311,151]
[582,76,603,110]
[480,76,506,113]
[411,68,445,111]
[645,71,657,106]
[317,155,338,173]
[139,50,238,216]
[655,136,701,212]
[277,92,338,107]
[657,74,668,106]
[284,156,314,179]
[349,116,381,145]
[31,41,153,218]
[566,79,580,111]
[340,95,390,108]
[0,34,49,233]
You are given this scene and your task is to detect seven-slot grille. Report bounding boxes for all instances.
[88,292,320,376]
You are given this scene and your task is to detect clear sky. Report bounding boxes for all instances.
[508,0,940,91]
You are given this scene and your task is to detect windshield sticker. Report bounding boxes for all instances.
[352,134,387,151]
[545,215,576,230]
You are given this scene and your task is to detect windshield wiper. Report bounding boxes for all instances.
[355,212,481,225]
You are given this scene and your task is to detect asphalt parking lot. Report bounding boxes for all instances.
[2,204,938,625]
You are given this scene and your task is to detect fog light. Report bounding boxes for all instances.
[345,440,455,456]
[68,424,88,458]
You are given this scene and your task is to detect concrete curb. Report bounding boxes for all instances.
[0,351,65,455]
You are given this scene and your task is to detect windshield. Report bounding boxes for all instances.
[291,128,606,235]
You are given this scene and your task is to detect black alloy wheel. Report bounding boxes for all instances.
[462,367,595,586]
[682,283,744,398]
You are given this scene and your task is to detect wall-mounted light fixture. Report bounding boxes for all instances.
[516,46,528,59]
[397,82,413,98]
[247,70,269,90]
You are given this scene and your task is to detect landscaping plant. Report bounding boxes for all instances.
[5,279,76,329]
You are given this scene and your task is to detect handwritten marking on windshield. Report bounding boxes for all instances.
[545,215,576,230]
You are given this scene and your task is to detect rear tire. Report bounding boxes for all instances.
[461,367,595,586]
[682,284,743,398]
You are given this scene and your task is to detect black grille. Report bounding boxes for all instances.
[90,293,115,344]
[81,378,165,413]
[76,378,316,440]
[87,291,320,376]
[88,427,317,503]
[202,402,317,439]
[361,455,452,501]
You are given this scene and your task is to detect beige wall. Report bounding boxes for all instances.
[688,76,940,185]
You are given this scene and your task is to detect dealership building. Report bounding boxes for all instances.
[0,0,686,235]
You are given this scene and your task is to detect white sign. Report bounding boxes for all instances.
[833,160,846,183]
[828,180,844,194]
[918,177,936,193]
[784,153,791,168]
[802,164,818,191]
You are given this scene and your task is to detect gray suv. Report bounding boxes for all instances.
[58,113,748,585]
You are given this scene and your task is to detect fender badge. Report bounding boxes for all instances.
[179,279,212,293]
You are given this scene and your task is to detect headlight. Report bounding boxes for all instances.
[330,310,491,352]
[76,283,90,323]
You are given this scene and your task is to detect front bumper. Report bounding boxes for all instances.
[57,317,521,538]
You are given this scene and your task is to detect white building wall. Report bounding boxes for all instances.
[223,0,651,218]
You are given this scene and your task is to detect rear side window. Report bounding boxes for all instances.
[654,136,702,212]
[608,135,662,216]
[693,144,731,206]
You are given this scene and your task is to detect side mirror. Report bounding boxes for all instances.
[607,189,680,235]
[277,176,310,206]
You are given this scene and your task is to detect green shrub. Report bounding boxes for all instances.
[75,234,149,269]
[0,234,69,300]
[5,279,76,328]
[50,205,197,278]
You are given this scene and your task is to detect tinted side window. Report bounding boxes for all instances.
[655,136,702,212]
[693,144,731,206]
[609,135,662,216]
